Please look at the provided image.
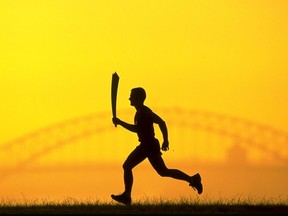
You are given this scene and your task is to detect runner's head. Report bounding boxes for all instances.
[129,87,146,106]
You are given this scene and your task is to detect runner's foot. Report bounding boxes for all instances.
[189,173,203,194]
[111,193,131,205]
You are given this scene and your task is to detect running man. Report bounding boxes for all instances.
[111,87,203,205]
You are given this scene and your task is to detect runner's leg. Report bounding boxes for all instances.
[148,154,191,182]
[122,145,147,197]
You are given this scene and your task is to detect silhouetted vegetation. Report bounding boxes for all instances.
[0,196,287,215]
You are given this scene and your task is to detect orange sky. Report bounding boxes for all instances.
[0,0,288,202]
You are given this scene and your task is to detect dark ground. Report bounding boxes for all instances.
[0,204,288,215]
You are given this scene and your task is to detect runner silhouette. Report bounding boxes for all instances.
[111,87,202,205]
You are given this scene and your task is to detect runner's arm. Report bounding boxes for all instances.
[153,113,169,151]
[112,117,138,133]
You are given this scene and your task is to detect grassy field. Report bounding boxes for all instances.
[0,196,288,215]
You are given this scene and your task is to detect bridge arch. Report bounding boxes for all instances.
[0,107,287,171]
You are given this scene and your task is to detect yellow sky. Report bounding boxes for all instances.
[1,0,288,146]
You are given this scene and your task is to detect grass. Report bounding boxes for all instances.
[0,195,288,215]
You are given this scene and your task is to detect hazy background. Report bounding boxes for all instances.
[0,0,287,203]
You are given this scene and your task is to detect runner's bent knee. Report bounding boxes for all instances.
[123,161,132,170]
[156,168,169,177]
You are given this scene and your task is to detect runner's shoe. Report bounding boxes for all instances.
[111,193,131,205]
[189,173,203,194]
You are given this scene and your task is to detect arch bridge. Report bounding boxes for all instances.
[0,107,287,172]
